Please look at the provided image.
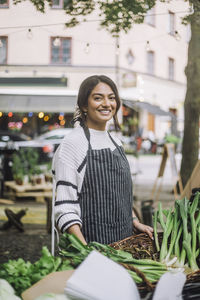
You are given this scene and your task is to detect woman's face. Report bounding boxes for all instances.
[84,82,117,131]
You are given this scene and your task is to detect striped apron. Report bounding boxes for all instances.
[79,127,133,244]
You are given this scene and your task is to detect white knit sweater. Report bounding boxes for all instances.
[52,126,122,233]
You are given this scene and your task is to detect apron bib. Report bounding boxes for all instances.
[79,127,133,244]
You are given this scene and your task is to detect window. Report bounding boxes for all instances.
[0,0,9,8]
[168,11,175,35]
[0,37,8,64]
[145,7,156,27]
[51,0,63,9]
[168,58,175,80]
[186,24,191,43]
[51,37,71,64]
[147,51,155,75]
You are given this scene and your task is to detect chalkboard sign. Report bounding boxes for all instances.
[151,143,183,202]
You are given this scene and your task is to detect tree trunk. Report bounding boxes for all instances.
[180,2,200,188]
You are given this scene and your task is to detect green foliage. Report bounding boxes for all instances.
[165,134,181,145]
[13,0,156,35]
[12,148,41,181]
[0,247,62,297]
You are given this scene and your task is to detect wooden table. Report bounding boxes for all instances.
[4,181,52,203]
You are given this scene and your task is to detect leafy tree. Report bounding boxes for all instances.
[13,0,200,187]
[180,0,200,187]
[13,0,156,35]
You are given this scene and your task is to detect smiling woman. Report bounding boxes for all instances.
[52,75,153,250]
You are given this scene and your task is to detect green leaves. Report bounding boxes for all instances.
[0,247,62,296]
[13,0,156,35]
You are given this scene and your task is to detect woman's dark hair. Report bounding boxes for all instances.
[72,75,121,131]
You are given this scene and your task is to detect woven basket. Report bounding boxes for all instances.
[110,233,200,291]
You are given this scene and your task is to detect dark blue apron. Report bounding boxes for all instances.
[78,127,133,244]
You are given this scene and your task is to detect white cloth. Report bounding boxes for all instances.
[65,250,140,300]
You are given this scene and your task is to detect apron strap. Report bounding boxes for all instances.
[83,126,92,150]
[108,131,119,148]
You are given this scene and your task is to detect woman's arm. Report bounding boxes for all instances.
[132,212,154,239]
[67,224,87,245]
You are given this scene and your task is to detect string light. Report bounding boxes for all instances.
[53,37,61,47]
[44,115,49,121]
[8,112,13,117]
[60,119,65,126]
[27,28,33,39]
[145,40,151,51]
[126,49,134,65]
[116,43,120,56]
[38,112,44,118]
[58,115,64,121]
[84,42,91,54]
[175,30,181,41]
[22,117,28,123]
[28,112,33,117]
[0,112,3,117]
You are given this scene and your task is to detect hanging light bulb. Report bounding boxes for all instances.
[84,42,91,54]
[27,28,33,39]
[175,30,181,41]
[115,43,120,56]
[145,40,151,51]
[0,39,3,48]
[53,37,61,47]
[38,112,44,118]
[22,117,28,124]
[8,112,13,117]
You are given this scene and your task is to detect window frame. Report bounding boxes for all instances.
[0,0,9,8]
[168,11,176,36]
[147,50,155,75]
[168,57,175,81]
[145,6,156,27]
[50,37,72,65]
[0,36,8,65]
[51,0,63,9]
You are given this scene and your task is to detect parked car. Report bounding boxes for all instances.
[0,130,31,150]
[0,128,73,162]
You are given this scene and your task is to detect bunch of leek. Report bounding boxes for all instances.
[153,192,200,272]
[59,233,168,285]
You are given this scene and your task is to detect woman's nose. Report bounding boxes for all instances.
[102,97,110,106]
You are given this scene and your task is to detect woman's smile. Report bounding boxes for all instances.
[85,82,117,130]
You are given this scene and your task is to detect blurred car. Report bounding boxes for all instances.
[0,128,73,163]
[35,128,72,145]
[0,130,31,150]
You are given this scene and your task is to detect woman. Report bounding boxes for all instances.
[52,75,153,245]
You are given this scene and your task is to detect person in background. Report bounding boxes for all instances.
[52,75,153,245]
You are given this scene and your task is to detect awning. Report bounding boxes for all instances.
[122,99,172,117]
[0,88,78,112]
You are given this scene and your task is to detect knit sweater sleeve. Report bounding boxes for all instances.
[52,127,88,233]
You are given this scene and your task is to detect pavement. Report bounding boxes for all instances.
[0,153,182,234]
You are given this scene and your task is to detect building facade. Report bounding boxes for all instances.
[0,0,190,139]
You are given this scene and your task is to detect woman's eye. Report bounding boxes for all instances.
[94,97,102,101]
[109,96,116,101]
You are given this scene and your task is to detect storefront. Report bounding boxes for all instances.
[0,88,77,137]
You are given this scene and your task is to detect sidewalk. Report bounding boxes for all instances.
[127,153,182,216]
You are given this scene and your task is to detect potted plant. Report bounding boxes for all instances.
[12,152,25,185]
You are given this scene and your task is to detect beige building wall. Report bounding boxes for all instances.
[0,0,190,138]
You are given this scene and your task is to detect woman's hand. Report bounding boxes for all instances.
[133,219,154,240]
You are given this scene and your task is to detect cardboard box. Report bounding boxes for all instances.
[22,270,74,300]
